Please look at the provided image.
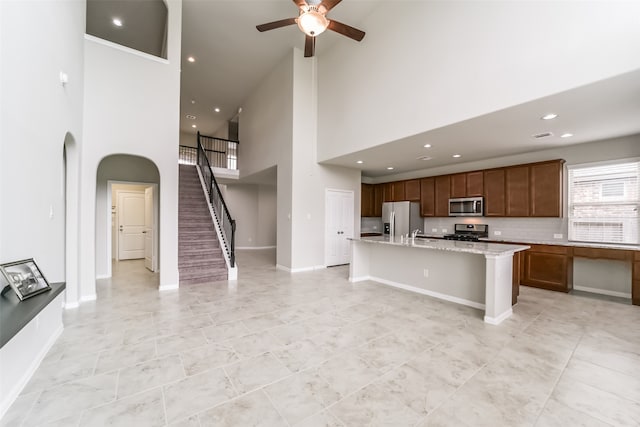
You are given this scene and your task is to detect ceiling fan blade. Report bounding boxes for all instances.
[304,35,315,57]
[319,0,342,13]
[292,0,308,9]
[327,19,365,42]
[256,18,297,32]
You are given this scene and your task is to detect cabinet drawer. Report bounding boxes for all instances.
[528,244,570,255]
[573,247,632,261]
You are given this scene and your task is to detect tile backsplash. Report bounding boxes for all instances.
[361,217,383,233]
[423,217,567,241]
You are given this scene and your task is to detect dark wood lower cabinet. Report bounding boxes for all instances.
[512,251,521,305]
[633,252,640,305]
[521,245,572,293]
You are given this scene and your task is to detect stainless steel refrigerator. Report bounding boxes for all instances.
[382,201,422,237]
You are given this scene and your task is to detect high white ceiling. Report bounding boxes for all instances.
[179,0,380,139]
[89,1,640,181]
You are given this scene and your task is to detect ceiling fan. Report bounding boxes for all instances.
[256,0,365,58]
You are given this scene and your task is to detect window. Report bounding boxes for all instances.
[568,160,640,244]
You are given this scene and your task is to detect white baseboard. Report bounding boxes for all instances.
[95,274,110,280]
[228,267,238,281]
[365,275,486,311]
[276,264,326,273]
[80,294,97,302]
[236,246,276,250]
[573,285,631,299]
[484,309,513,325]
[159,283,179,291]
[64,301,79,309]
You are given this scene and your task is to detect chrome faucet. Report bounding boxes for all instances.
[412,229,422,239]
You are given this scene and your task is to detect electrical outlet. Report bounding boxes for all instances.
[553,233,563,239]
[442,229,448,233]
[423,268,429,278]
[494,230,502,236]
[431,228,437,233]
[372,225,377,230]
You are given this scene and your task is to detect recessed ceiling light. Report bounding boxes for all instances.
[356,160,363,164]
[560,133,573,138]
[541,113,558,120]
[214,107,220,113]
[423,144,431,148]
[191,124,196,128]
[191,100,196,104]
[187,56,195,63]
[452,154,462,158]
[112,18,123,27]
[186,114,196,120]
[387,167,394,170]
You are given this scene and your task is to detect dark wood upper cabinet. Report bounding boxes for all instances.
[530,160,564,217]
[383,182,393,202]
[361,183,373,217]
[373,184,383,217]
[435,175,451,217]
[466,171,484,197]
[420,177,435,217]
[484,169,506,216]
[450,174,467,198]
[506,166,529,217]
[404,179,420,202]
[392,181,406,202]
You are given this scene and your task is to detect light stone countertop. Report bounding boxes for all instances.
[478,237,640,251]
[350,235,529,257]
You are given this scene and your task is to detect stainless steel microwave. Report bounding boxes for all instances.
[449,197,484,216]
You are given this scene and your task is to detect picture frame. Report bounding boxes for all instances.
[0,258,51,301]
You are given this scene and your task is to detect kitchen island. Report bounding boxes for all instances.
[349,236,529,325]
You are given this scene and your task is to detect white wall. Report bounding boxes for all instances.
[79,0,182,299]
[238,49,361,270]
[0,1,85,302]
[317,1,640,162]
[239,52,293,267]
[224,184,277,249]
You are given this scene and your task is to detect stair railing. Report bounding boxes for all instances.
[197,132,236,267]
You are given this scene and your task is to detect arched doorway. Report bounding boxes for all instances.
[95,155,160,280]
[64,133,80,308]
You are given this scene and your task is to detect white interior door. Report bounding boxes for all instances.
[144,187,156,271]
[325,189,354,266]
[118,191,146,260]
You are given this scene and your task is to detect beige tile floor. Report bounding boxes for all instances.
[3,249,640,426]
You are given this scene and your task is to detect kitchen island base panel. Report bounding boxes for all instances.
[483,253,516,325]
[349,239,519,325]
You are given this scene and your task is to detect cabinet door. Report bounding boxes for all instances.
[361,184,373,217]
[484,169,506,216]
[373,184,383,217]
[420,177,435,217]
[521,246,571,292]
[405,179,421,202]
[450,174,467,198]
[530,161,563,217]
[506,166,529,216]
[466,171,484,197]
[434,175,451,217]
[383,183,393,202]
[392,181,406,202]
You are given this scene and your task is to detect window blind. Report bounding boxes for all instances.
[568,160,639,244]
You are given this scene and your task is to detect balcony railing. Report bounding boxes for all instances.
[177,132,239,169]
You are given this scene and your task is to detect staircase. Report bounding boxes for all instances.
[178,164,228,284]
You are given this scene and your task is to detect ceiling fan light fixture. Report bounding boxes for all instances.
[296,10,329,37]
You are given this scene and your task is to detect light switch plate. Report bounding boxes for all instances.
[442,229,447,233]
[431,228,437,233]
[494,231,502,236]
[553,233,563,239]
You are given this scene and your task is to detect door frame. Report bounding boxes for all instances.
[106,180,159,278]
[324,188,355,267]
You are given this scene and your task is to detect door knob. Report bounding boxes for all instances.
[142,231,147,234]
[119,225,123,231]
